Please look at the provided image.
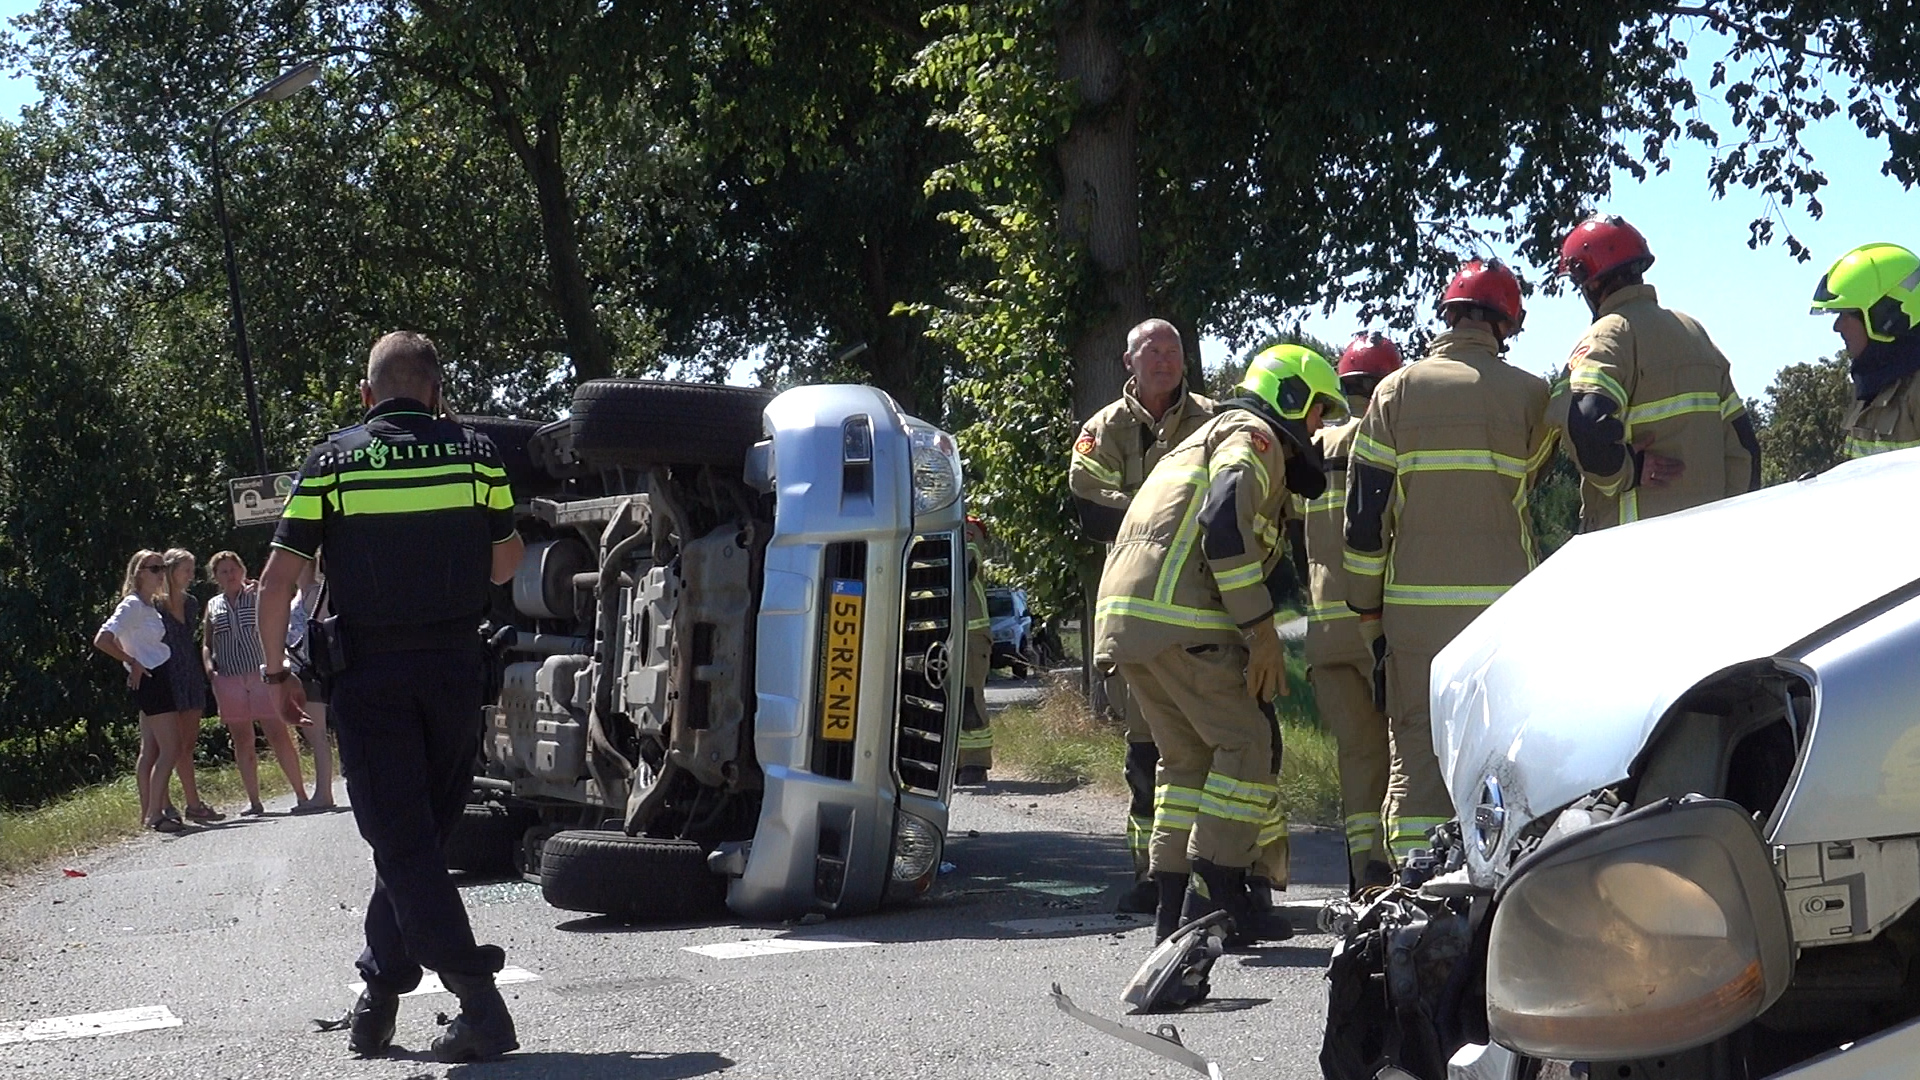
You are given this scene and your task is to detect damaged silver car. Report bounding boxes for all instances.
[1325,448,1920,1080]
[452,380,967,924]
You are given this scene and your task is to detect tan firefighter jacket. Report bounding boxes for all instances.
[1843,373,1920,459]
[1295,417,1370,669]
[1343,328,1555,656]
[1564,284,1755,526]
[1094,407,1301,666]
[1070,380,1215,540]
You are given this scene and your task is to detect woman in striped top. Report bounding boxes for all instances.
[204,551,309,815]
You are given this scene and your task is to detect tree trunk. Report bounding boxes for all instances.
[860,241,922,416]
[1056,0,1146,424]
[530,112,614,383]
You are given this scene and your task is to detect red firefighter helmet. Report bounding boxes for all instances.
[1558,215,1654,285]
[1439,258,1525,330]
[964,515,988,544]
[1337,333,1403,378]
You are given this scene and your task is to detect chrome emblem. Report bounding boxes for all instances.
[1471,775,1507,861]
[921,639,950,690]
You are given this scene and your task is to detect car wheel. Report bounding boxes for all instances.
[457,414,562,498]
[539,829,729,922]
[445,801,537,876]
[570,379,776,471]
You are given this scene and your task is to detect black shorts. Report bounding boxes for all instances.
[132,661,178,717]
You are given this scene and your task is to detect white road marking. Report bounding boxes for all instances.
[0,1005,182,1046]
[682,935,878,960]
[347,966,542,998]
[991,913,1153,935]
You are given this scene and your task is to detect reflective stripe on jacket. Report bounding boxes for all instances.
[1564,284,1754,525]
[1342,328,1553,655]
[1094,409,1295,665]
[1843,374,1920,459]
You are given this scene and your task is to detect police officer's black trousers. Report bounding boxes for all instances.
[332,647,502,992]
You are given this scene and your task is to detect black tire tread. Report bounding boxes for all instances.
[539,829,728,921]
[458,414,559,497]
[570,379,775,470]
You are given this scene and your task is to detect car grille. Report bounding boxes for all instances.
[895,533,957,795]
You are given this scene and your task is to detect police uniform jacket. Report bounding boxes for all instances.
[1070,380,1215,541]
[1564,284,1757,526]
[1843,373,1920,459]
[1343,328,1555,656]
[272,398,517,633]
[1094,406,1303,666]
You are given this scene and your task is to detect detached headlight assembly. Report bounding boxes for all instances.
[1486,797,1794,1061]
[906,423,962,516]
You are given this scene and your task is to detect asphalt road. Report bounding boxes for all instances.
[0,778,1345,1080]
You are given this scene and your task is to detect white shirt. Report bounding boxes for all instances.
[100,595,171,670]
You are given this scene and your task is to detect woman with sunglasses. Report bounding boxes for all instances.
[93,549,188,832]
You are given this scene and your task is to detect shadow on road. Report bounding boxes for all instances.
[1233,944,1333,969]
[439,1050,735,1078]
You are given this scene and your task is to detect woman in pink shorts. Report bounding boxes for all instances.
[204,551,308,815]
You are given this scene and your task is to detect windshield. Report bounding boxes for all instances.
[987,594,1014,617]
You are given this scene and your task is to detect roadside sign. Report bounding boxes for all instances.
[228,472,298,526]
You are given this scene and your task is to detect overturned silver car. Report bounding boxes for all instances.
[1331,448,1920,1080]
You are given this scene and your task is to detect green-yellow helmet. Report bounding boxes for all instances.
[1810,242,1920,343]
[1237,343,1349,423]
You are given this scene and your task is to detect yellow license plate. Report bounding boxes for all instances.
[819,579,864,742]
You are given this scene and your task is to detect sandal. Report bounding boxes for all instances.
[240,804,267,817]
[184,803,226,822]
[150,816,184,833]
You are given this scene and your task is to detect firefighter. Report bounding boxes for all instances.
[1344,260,1555,866]
[1556,215,1761,526]
[1808,242,1920,458]
[1292,332,1400,891]
[957,516,994,786]
[1069,317,1215,912]
[1095,343,1348,946]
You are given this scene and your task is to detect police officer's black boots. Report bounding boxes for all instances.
[1190,859,1293,947]
[346,986,398,1057]
[1151,871,1189,942]
[431,973,519,1063]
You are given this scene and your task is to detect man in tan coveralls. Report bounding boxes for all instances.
[1293,332,1401,891]
[1554,215,1761,526]
[1069,318,1214,912]
[1344,260,1555,865]
[1096,344,1349,945]
[957,516,994,785]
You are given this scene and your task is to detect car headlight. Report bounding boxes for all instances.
[1486,797,1793,1060]
[906,423,962,516]
[887,810,943,899]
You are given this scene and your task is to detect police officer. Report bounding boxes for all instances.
[1095,344,1347,946]
[957,516,994,785]
[256,331,525,1062]
[1808,242,1920,458]
[1344,260,1555,866]
[1069,317,1214,912]
[1556,215,1761,526]
[1294,333,1400,891]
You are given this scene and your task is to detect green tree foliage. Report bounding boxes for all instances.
[1754,352,1852,484]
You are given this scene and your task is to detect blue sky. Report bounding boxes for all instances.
[2,8,1910,403]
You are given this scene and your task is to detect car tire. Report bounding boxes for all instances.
[570,379,776,470]
[539,829,729,922]
[445,801,536,876]
[457,414,561,497]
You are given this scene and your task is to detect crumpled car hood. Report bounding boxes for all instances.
[1432,448,1920,882]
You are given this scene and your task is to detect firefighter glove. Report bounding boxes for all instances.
[1244,618,1287,701]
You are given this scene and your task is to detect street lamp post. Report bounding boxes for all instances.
[210,60,322,479]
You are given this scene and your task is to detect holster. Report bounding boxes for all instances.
[307,614,352,681]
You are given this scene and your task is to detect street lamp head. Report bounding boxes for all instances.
[247,60,322,107]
